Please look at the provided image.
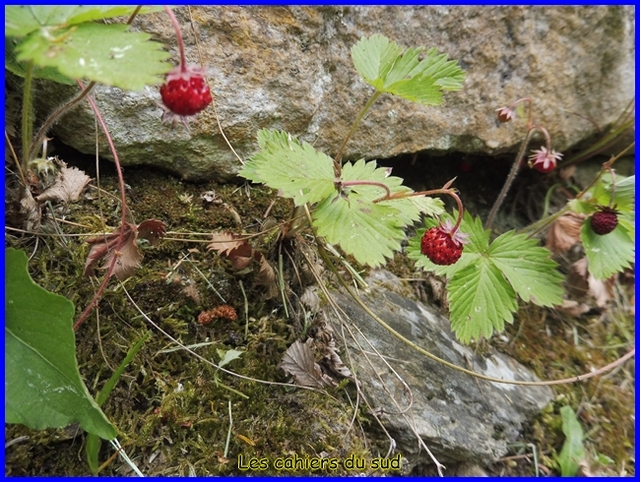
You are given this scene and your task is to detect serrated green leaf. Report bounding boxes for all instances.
[448,260,517,343]
[5,248,116,440]
[351,34,465,105]
[240,129,335,206]
[488,231,564,306]
[5,39,74,84]
[314,192,404,267]
[589,173,634,213]
[341,158,443,223]
[350,34,403,89]
[5,6,163,38]
[581,221,634,280]
[15,22,171,90]
[557,405,586,476]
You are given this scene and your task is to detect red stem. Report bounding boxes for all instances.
[73,81,129,331]
[374,185,465,233]
[164,6,187,72]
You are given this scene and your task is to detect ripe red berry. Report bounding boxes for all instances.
[160,65,212,117]
[421,226,465,265]
[590,206,619,235]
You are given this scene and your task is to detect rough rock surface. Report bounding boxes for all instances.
[325,270,554,469]
[36,6,634,181]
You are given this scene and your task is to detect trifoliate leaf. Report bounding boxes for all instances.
[581,220,634,280]
[447,260,517,343]
[557,406,586,476]
[488,231,564,306]
[409,212,564,342]
[15,22,171,90]
[351,34,465,105]
[314,192,404,267]
[240,129,335,206]
[5,6,163,38]
[5,248,116,440]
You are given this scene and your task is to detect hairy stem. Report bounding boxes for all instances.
[333,90,383,178]
[164,6,187,71]
[485,125,550,230]
[28,83,96,162]
[73,80,130,330]
[21,61,34,170]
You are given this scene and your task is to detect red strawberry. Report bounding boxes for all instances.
[421,221,468,266]
[590,206,619,235]
[160,65,212,117]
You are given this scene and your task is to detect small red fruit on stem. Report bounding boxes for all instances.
[589,206,619,235]
[421,219,469,266]
[160,65,212,116]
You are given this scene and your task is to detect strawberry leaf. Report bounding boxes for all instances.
[488,231,564,306]
[14,22,171,90]
[448,260,517,343]
[240,129,335,206]
[409,212,564,342]
[5,6,163,38]
[581,220,635,280]
[314,191,404,267]
[351,34,465,105]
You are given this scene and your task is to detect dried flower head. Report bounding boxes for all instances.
[496,107,515,123]
[528,146,563,173]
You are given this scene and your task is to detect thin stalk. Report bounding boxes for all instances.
[485,126,542,230]
[74,79,130,330]
[28,82,96,162]
[332,90,383,177]
[21,60,34,169]
[164,6,187,71]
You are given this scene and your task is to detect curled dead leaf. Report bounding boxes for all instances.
[35,165,91,205]
[279,339,335,388]
[208,231,253,269]
[84,219,166,281]
[254,252,279,300]
[546,212,586,254]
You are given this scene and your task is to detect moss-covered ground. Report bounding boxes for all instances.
[5,151,634,476]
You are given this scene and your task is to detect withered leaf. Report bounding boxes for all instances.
[254,252,279,300]
[35,165,91,205]
[208,231,253,269]
[279,339,335,388]
[84,219,166,281]
[137,219,167,245]
[315,319,352,379]
[571,258,613,308]
[546,212,586,254]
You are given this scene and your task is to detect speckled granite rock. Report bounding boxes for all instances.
[34,6,634,181]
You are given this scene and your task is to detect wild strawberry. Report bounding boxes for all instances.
[528,146,563,173]
[159,65,212,117]
[421,220,469,266]
[589,206,619,235]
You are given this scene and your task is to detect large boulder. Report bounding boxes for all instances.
[326,270,554,469]
[36,6,634,181]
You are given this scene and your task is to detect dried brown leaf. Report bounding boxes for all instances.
[570,258,613,308]
[546,212,586,254]
[36,166,91,204]
[20,189,41,231]
[278,339,335,388]
[208,231,253,269]
[314,319,352,379]
[84,222,141,281]
[137,219,167,245]
[254,252,279,299]
[555,299,591,317]
[207,231,246,256]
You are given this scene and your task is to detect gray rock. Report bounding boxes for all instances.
[326,270,553,469]
[36,6,634,181]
